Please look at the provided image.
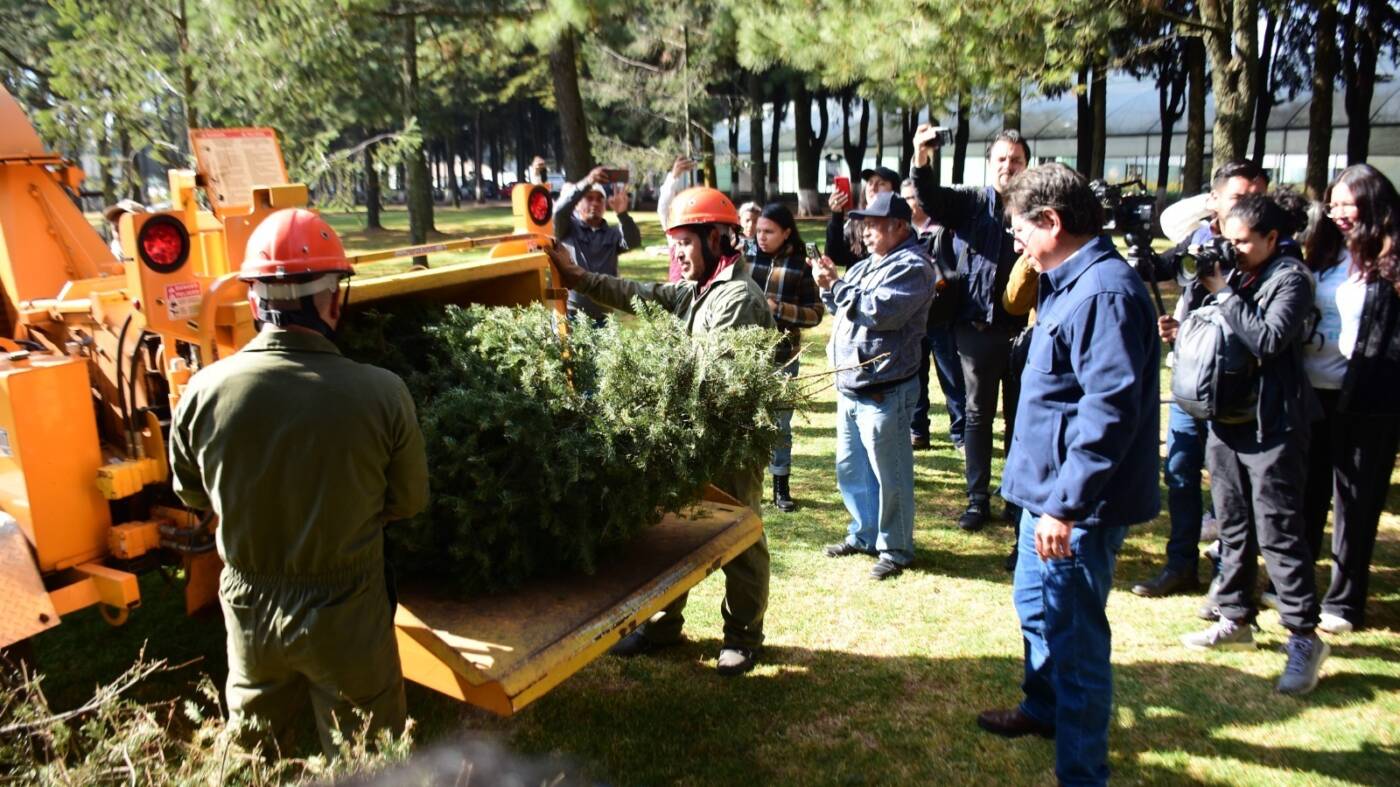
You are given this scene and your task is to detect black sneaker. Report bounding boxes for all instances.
[1000,502,1022,523]
[958,501,989,532]
[716,647,757,676]
[825,541,875,558]
[1003,545,1018,573]
[870,558,905,580]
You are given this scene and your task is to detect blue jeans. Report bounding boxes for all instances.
[836,377,919,566]
[1013,510,1128,787]
[913,323,966,446]
[770,356,799,476]
[1164,403,1208,576]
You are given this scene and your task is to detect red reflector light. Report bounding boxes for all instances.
[528,188,552,225]
[136,215,190,273]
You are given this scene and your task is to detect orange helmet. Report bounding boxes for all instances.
[667,187,740,235]
[240,209,353,282]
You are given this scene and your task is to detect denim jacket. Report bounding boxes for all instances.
[1001,236,1161,526]
[823,233,936,396]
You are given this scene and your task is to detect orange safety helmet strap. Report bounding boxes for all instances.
[240,208,354,281]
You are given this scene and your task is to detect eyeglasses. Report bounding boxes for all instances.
[1326,202,1358,216]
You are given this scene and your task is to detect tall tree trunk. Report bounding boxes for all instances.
[875,103,885,167]
[550,28,593,180]
[925,106,942,186]
[899,107,917,178]
[99,120,115,206]
[401,13,434,265]
[767,87,787,198]
[840,92,869,182]
[1306,0,1339,198]
[1156,67,1186,214]
[1091,60,1107,180]
[954,92,971,184]
[489,130,503,193]
[727,101,741,200]
[1250,7,1278,165]
[1076,66,1093,176]
[1200,0,1258,165]
[446,140,461,208]
[1342,2,1381,164]
[1003,87,1022,133]
[700,129,717,188]
[364,141,383,229]
[474,110,485,202]
[1183,36,1207,194]
[176,0,197,144]
[748,72,766,204]
[793,82,827,216]
[514,103,529,184]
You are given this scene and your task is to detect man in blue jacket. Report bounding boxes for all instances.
[975,164,1160,787]
[812,192,936,580]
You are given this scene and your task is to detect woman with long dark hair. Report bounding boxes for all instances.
[1306,164,1400,634]
[748,202,824,512]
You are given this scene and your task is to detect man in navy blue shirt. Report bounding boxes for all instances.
[975,164,1160,787]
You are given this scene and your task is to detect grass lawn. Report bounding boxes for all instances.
[32,203,1400,785]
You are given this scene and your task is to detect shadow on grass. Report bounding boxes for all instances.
[411,643,1400,786]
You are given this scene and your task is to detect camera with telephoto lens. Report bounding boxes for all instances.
[1178,236,1237,281]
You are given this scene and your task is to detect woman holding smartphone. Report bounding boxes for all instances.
[748,203,825,512]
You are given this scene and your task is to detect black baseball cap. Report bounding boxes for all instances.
[859,166,902,187]
[848,191,912,222]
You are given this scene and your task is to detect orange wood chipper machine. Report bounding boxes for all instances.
[0,85,762,715]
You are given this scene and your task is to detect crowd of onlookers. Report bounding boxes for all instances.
[549,134,1399,786]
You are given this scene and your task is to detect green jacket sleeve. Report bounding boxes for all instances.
[701,281,776,333]
[169,394,213,511]
[383,378,429,522]
[578,271,690,315]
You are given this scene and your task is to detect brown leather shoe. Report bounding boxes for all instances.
[976,707,1054,739]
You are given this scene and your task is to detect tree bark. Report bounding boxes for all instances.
[364,141,383,229]
[1091,60,1107,180]
[840,92,869,182]
[1003,87,1021,133]
[899,107,917,178]
[1306,0,1339,198]
[446,139,461,208]
[793,81,826,216]
[1183,35,1207,194]
[701,129,717,188]
[176,0,197,143]
[1250,6,1278,166]
[513,103,529,185]
[550,28,593,180]
[1342,1,1381,164]
[875,103,884,167]
[1076,66,1093,176]
[1200,0,1258,165]
[1156,65,1187,212]
[474,110,485,202]
[728,99,741,200]
[750,72,772,203]
[954,92,971,184]
[99,120,115,206]
[401,13,434,264]
[748,72,767,204]
[489,129,503,193]
[767,86,787,199]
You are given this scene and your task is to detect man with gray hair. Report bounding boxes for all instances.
[975,164,1159,787]
[812,192,936,580]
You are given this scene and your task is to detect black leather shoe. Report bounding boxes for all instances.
[825,542,876,558]
[870,558,905,580]
[1000,502,1022,523]
[976,708,1054,739]
[772,474,796,513]
[1131,568,1201,598]
[1003,545,1018,573]
[911,433,931,450]
[958,501,989,532]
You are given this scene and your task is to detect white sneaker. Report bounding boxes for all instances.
[1199,514,1219,543]
[1182,618,1257,651]
[1260,591,1280,612]
[1318,612,1354,634]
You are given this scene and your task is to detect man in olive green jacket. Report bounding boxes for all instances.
[170,209,429,754]
[549,186,772,675]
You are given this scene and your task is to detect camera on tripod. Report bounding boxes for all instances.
[1090,178,1156,261]
[1178,236,1237,281]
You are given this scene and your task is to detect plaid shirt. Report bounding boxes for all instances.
[748,248,824,331]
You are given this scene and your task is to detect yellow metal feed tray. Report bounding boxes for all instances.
[394,498,762,716]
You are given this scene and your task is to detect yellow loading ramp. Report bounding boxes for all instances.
[394,490,762,716]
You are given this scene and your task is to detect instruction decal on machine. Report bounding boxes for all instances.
[189,128,289,216]
[0,427,10,458]
[165,282,202,321]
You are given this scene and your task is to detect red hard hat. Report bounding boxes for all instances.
[240,209,352,281]
[667,187,741,233]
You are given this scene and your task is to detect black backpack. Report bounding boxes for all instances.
[1171,303,1259,424]
[923,226,966,328]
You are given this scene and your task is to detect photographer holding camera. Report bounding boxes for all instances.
[1175,194,1330,695]
[1131,161,1268,601]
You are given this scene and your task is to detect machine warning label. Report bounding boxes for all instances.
[0,428,10,457]
[190,128,289,216]
[165,282,202,320]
